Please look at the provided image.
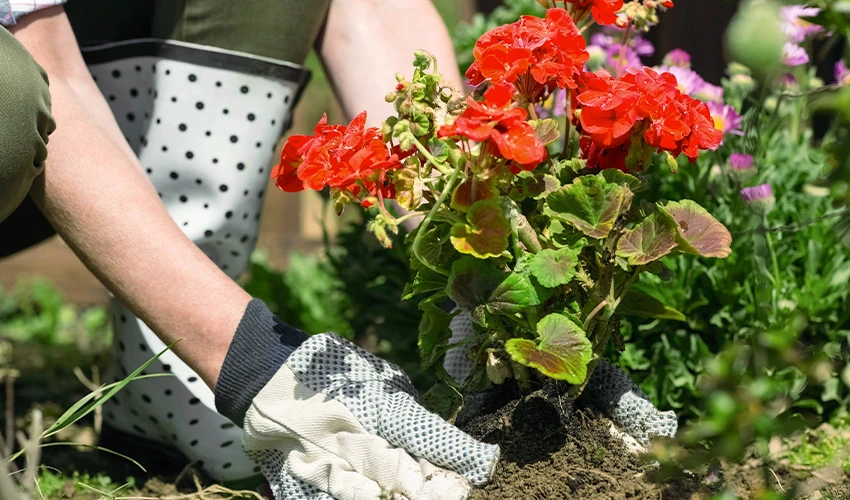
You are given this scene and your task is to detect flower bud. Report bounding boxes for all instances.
[741,183,775,211]
[726,0,785,77]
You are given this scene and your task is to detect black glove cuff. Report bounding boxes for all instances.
[214,299,309,426]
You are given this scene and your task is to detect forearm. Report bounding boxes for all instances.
[12,8,250,388]
[318,0,463,125]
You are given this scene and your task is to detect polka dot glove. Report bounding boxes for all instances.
[584,359,677,447]
[242,333,500,500]
[445,312,677,448]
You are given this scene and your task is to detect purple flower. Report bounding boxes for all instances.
[662,66,708,97]
[606,45,642,72]
[836,60,850,85]
[589,29,655,73]
[783,43,810,66]
[781,5,823,44]
[780,73,799,89]
[552,90,567,117]
[729,153,754,171]
[741,183,774,205]
[590,32,615,49]
[695,83,724,104]
[536,90,568,119]
[633,37,655,58]
[663,49,692,68]
[708,102,744,137]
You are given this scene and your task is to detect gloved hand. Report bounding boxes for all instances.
[214,301,499,500]
[444,311,677,448]
[243,333,499,499]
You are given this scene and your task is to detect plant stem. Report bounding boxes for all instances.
[563,99,572,158]
[394,211,426,225]
[374,189,396,223]
[516,214,543,253]
[412,163,462,277]
[764,221,781,290]
[414,138,452,175]
[616,23,633,78]
[583,299,609,331]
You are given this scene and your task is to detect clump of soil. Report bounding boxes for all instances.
[462,385,709,500]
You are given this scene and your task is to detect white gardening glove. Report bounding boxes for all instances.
[242,333,500,500]
[445,311,677,448]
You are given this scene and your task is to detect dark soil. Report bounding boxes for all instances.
[462,385,711,500]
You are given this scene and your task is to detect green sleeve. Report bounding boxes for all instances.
[0,27,56,222]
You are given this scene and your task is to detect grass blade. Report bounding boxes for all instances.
[42,341,178,440]
[38,442,147,472]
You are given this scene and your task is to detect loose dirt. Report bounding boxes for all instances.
[462,385,710,500]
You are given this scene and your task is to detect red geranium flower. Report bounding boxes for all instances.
[565,0,624,26]
[466,8,589,102]
[576,72,641,148]
[579,137,631,172]
[272,112,402,205]
[621,67,722,161]
[437,83,546,170]
[575,67,723,170]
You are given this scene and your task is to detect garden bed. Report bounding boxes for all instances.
[462,386,708,499]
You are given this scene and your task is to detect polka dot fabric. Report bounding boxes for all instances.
[445,311,475,385]
[585,359,678,447]
[88,43,301,482]
[87,52,292,277]
[279,333,500,487]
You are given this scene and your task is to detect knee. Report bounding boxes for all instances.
[0,27,56,222]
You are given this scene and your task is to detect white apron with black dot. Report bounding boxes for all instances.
[83,39,309,483]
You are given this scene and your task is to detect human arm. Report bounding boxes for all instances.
[316,0,463,125]
[11,7,251,389]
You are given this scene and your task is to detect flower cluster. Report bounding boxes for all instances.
[781,5,823,66]
[438,83,546,171]
[565,0,624,26]
[576,67,723,170]
[273,112,402,206]
[583,33,743,140]
[466,8,589,102]
[589,30,654,73]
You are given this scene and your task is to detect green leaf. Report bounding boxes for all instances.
[403,267,448,300]
[445,257,506,311]
[659,200,732,259]
[514,172,560,201]
[504,313,592,383]
[545,173,633,239]
[616,211,679,265]
[600,169,648,194]
[414,222,453,270]
[428,137,450,163]
[487,272,546,314]
[616,290,686,321]
[451,177,498,212]
[529,118,561,145]
[419,381,463,423]
[450,199,511,258]
[528,248,579,288]
[393,167,424,211]
[418,301,455,369]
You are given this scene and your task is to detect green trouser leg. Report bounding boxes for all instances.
[65,0,330,64]
[0,27,55,224]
